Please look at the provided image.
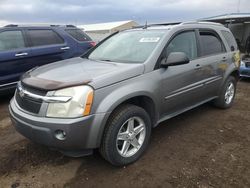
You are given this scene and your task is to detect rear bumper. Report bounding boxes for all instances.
[9,99,109,156]
[240,66,250,78]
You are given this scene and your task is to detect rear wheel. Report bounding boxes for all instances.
[213,76,237,109]
[100,104,151,166]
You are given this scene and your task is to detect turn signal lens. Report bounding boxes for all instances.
[83,90,94,116]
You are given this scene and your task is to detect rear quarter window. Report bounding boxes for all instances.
[221,30,238,51]
[65,29,91,42]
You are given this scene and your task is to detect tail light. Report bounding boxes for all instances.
[90,41,96,47]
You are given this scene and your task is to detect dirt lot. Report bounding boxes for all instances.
[0,80,249,188]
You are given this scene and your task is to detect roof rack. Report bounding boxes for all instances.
[132,20,223,30]
[4,24,18,27]
[4,24,76,28]
[149,22,181,26]
[132,22,181,29]
[181,21,224,26]
[65,24,76,28]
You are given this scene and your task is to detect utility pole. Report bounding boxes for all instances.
[237,0,241,13]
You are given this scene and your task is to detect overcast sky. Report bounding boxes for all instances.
[0,0,249,26]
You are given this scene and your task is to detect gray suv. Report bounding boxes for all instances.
[9,22,240,166]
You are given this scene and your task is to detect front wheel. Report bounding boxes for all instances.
[100,104,151,166]
[213,76,237,109]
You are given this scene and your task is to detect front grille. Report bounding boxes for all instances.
[16,93,42,114]
[15,83,47,114]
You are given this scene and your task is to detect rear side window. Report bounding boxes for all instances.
[166,31,198,60]
[0,30,25,51]
[65,29,91,42]
[199,31,225,56]
[28,29,64,47]
[221,30,238,51]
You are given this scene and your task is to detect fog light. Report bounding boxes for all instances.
[54,130,66,140]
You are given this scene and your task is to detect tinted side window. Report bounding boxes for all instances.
[0,30,25,51]
[65,29,91,42]
[221,30,238,51]
[166,31,197,60]
[199,31,224,56]
[28,29,64,46]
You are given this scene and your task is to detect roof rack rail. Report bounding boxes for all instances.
[4,24,18,27]
[132,21,224,30]
[181,21,223,26]
[66,25,76,28]
[132,22,181,29]
[4,24,77,28]
[150,22,181,26]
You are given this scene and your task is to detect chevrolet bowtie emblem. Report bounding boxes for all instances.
[18,84,25,98]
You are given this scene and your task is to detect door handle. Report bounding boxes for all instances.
[194,64,201,70]
[15,52,28,57]
[222,57,227,62]
[60,46,70,50]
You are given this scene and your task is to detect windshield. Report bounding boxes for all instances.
[88,30,165,63]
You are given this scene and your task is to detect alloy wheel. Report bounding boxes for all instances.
[116,117,146,158]
[225,82,235,104]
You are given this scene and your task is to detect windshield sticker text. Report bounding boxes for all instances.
[139,37,160,43]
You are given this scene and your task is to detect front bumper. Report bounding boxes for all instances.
[9,99,109,156]
[240,66,250,78]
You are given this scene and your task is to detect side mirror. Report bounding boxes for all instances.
[161,52,190,67]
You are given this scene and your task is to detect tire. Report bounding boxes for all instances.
[100,104,152,166]
[213,76,237,109]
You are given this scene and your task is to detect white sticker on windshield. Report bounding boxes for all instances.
[139,37,160,43]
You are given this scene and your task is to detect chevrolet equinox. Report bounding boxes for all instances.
[9,22,240,166]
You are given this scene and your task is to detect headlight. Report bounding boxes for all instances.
[240,61,245,67]
[46,85,94,118]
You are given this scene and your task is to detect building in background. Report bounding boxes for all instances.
[201,13,250,53]
[78,20,139,42]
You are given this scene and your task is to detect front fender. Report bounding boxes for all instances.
[97,87,158,114]
[91,73,161,146]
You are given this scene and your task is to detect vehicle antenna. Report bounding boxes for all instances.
[143,20,148,29]
[237,0,241,13]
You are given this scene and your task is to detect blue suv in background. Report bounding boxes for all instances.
[0,24,95,92]
[240,56,250,78]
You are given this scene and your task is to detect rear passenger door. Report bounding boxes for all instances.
[0,29,32,87]
[25,29,71,67]
[196,29,227,99]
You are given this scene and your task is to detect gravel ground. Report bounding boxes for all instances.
[0,79,249,188]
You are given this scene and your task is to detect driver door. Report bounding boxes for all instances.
[159,30,205,119]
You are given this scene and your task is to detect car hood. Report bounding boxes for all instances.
[21,57,144,90]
